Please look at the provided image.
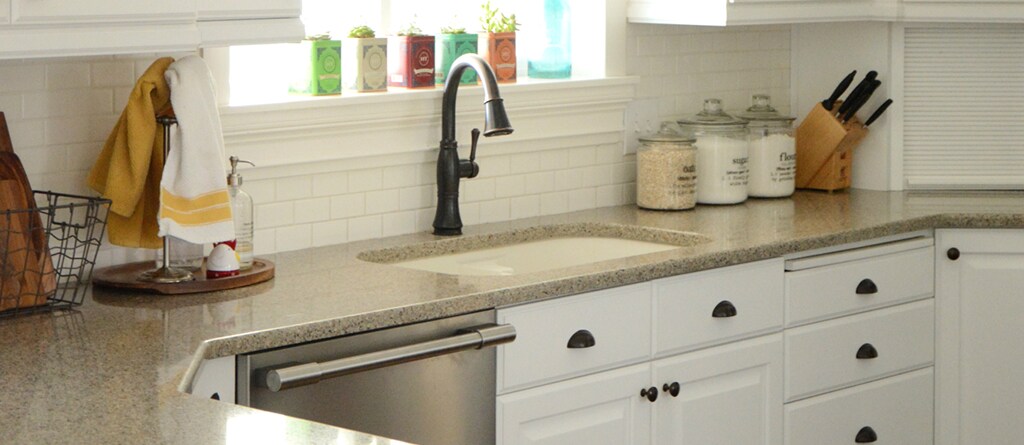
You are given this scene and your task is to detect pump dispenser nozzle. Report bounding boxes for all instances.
[228,156,255,187]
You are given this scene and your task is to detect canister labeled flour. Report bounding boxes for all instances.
[677,99,750,205]
[636,125,698,210]
[737,95,796,198]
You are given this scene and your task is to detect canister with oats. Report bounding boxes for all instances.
[636,124,698,210]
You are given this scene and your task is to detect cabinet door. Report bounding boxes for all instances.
[652,334,783,445]
[936,229,1024,445]
[497,363,652,445]
[0,0,9,24]
[10,0,195,24]
[197,0,302,46]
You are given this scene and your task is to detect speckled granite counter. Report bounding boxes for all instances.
[2,190,1022,444]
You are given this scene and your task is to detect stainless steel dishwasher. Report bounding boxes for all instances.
[236,310,515,445]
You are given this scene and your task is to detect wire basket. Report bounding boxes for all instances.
[0,191,110,317]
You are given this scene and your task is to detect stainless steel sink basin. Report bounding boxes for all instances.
[359,223,709,276]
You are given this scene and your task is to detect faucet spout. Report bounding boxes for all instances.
[433,54,514,236]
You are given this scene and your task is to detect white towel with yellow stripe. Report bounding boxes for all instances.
[158,55,234,244]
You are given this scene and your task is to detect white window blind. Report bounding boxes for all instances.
[903,25,1024,190]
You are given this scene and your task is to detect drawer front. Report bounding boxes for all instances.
[785,368,934,445]
[785,299,934,402]
[654,259,783,356]
[785,246,934,326]
[497,283,652,393]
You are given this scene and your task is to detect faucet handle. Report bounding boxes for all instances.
[469,128,480,162]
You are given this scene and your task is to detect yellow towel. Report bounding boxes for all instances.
[87,57,175,249]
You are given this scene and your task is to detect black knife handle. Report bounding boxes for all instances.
[836,71,878,116]
[843,80,881,123]
[823,70,857,111]
[863,99,893,127]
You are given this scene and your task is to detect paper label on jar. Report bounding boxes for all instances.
[774,151,796,183]
[726,156,749,187]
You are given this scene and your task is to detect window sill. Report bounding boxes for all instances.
[219,76,638,177]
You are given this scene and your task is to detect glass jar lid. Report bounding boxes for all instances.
[638,122,696,144]
[677,98,749,131]
[735,94,796,127]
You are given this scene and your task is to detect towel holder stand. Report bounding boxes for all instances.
[138,115,195,284]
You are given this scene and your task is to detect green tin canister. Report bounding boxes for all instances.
[289,38,342,96]
[436,33,478,85]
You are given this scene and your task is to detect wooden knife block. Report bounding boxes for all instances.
[795,102,868,192]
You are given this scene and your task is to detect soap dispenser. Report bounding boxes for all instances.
[228,156,255,269]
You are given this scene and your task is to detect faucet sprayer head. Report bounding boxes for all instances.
[484,99,514,137]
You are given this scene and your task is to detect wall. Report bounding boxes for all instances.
[0,24,791,267]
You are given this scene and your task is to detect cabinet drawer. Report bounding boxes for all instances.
[785,241,934,326]
[785,299,934,402]
[785,368,934,445]
[497,283,652,393]
[654,259,783,356]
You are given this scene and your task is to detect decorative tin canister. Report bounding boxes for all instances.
[436,33,478,85]
[343,37,387,92]
[480,32,516,83]
[288,39,342,96]
[388,35,436,88]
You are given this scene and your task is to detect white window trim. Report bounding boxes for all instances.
[218,76,638,180]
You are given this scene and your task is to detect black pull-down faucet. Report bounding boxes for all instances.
[432,54,513,236]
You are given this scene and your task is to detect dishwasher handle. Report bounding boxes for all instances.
[262,323,516,392]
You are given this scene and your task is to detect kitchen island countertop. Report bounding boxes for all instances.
[2,189,1022,444]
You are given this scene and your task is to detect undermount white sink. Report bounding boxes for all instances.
[359,224,709,276]
[394,237,680,276]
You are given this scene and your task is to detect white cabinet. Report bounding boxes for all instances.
[935,229,1024,445]
[0,0,301,59]
[198,0,303,47]
[627,0,894,27]
[900,0,1024,23]
[497,363,652,445]
[652,335,783,445]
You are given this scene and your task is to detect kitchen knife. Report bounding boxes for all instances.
[842,79,881,123]
[822,70,857,111]
[862,99,893,127]
[835,71,878,117]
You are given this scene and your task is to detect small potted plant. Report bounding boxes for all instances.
[436,25,478,85]
[479,1,519,83]
[387,23,435,89]
[342,25,388,93]
[288,33,342,96]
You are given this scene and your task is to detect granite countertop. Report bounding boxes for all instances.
[2,189,1023,444]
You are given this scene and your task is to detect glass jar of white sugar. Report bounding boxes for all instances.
[677,99,750,205]
[736,94,796,198]
[636,123,698,210]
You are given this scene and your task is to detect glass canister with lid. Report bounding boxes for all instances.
[677,98,750,205]
[736,94,796,198]
[636,123,698,210]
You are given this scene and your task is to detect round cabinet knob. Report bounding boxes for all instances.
[640,386,659,402]
[566,330,596,349]
[855,426,878,443]
[856,343,879,360]
[712,300,737,318]
[662,382,680,397]
[947,248,960,261]
[855,279,878,295]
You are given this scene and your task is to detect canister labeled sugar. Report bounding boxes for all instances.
[694,135,749,204]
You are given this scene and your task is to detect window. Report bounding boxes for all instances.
[225,0,606,106]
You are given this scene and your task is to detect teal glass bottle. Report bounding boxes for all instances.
[527,0,571,79]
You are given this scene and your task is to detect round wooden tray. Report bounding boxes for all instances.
[92,258,275,295]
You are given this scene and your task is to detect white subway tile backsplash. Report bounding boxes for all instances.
[348,168,383,192]
[510,195,540,219]
[0,24,789,264]
[312,171,348,196]
[312,220,347,247]
[46,63,92,90]
[331,193,366,219]
[256,202,294,228]
[275,176,313,201]
[382,211,418,237]
[276,224,313,252]
[294,197,331,224]
[348,215,382,242]
[365,189,400,215]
